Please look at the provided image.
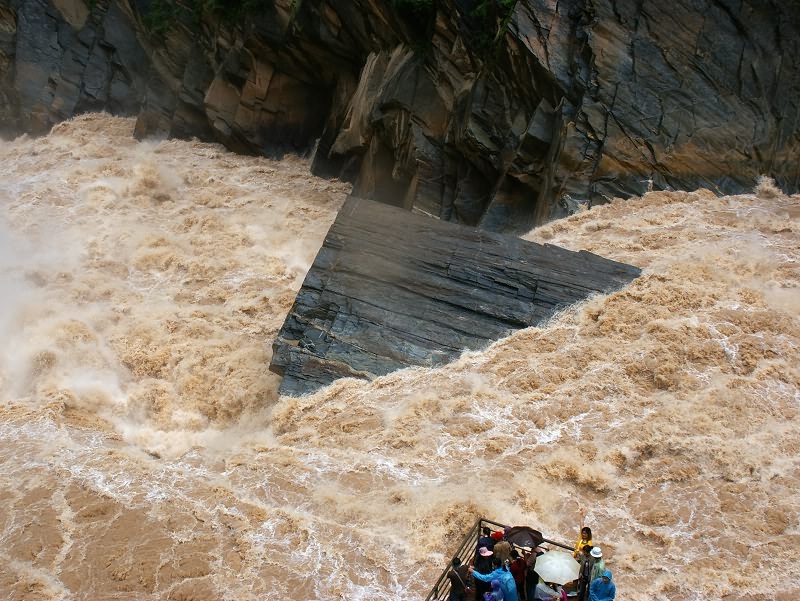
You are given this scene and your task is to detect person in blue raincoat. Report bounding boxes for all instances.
[470,558,518,601]
[484,579,504,601]
[589,569,616,601]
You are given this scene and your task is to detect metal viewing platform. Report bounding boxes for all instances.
[425,517,572,601]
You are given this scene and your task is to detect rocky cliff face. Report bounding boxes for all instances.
[0,0,147,134]
[1,0,798,228]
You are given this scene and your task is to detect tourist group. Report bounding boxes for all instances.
[447,526,616,601]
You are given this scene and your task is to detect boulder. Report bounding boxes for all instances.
[269,196,641,396]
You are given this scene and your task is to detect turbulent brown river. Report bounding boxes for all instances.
[0,114,798,601]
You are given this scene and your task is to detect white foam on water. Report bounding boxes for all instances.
[0,115,798,600]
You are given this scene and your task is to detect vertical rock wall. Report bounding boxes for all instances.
[1,0,147,134]
[0,0,797,228]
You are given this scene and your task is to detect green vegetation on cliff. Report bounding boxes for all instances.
[142,0,277,34]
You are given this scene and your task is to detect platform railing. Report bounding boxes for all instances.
[424,517,572,601]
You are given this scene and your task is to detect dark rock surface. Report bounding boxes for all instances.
[269,197,641,396]
[0,0,148,135]
[0,0,798,227]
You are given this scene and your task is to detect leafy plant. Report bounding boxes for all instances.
[391,0,436,51]
[467,0,518,57]
[392,0,433,12]
[142,0,178,34]
[470,0,516,18]
[141,0,278,35]
[193,0,274,22]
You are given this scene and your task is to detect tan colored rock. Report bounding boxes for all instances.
[51,0,89,29]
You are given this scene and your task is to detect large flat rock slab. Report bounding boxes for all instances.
[269,197,641,396]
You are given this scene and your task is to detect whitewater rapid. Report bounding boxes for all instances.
[0,114,798,601]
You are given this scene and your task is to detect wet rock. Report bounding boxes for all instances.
[0,3,18,131]
[1,0,147,136]
[1,0,798,224]
[269,196,641,396]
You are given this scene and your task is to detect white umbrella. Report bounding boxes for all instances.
[534,551,580,585]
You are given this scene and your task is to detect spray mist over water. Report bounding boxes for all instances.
[0,114,798,601]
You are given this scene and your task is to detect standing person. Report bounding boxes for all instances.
[524,547,545,601]
[573,527,593,558]
[448,557,471,601]
[588,570,615,601]
[469,557,519,601]
[493,531,513,565]
[576,545,595,601]
[477,527,497,557]
[474,547,495,601]
[589,547,605,582]
[509,549,526,597]
[487,579,505,601]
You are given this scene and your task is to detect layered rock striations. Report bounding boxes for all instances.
[269,196,642,396]
[0,0,798,226]
[0,0,148,134]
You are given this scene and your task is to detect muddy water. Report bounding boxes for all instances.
[0,114,797,601]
